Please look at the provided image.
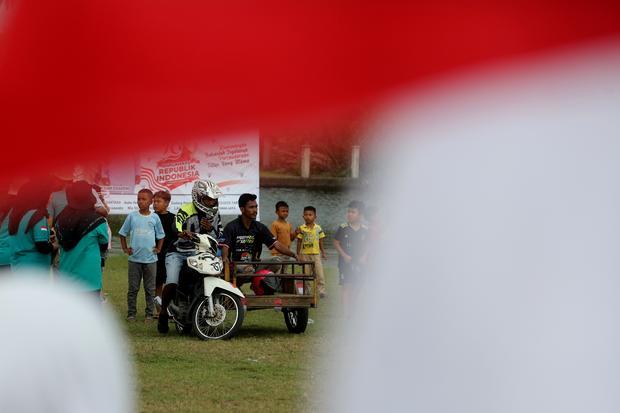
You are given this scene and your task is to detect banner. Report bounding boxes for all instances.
[100,133,259,215]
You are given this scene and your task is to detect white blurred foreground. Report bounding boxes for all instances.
[0,275,133,413]
[332,40,620,412]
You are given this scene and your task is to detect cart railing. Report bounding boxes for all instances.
[225,260,318,309]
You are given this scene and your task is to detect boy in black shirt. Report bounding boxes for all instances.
[334,200,368,314]
[153,190,177,312]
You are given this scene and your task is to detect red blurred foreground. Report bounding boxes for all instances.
[0,1,619,182]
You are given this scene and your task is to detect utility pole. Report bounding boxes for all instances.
[301,144,311,178]
[261,138,271,168]
[351,145,360,178]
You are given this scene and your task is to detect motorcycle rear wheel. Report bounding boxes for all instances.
[192,291,244,340]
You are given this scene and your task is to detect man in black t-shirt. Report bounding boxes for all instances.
[222,194,297,279]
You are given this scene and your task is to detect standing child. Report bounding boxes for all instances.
[152,190,176,312]
[118,189,165,321]
[333,200,368,314]
[296,206,327,298]
[270,201,295,256]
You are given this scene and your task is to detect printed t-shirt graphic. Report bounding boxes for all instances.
[297,224,325,255]
[222,217,277,262]
[118,211,165,263]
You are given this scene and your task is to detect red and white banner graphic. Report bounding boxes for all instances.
[101,133,259,215]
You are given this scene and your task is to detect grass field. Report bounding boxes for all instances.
[103,254,338,412]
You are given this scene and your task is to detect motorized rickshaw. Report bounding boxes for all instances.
[168,233,317,339]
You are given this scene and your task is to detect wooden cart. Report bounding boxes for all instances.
[224,260,317,333]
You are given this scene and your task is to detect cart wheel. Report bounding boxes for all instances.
[283,308,309,334]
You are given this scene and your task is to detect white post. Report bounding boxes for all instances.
[351,145,360,179]
[301,145,311,178]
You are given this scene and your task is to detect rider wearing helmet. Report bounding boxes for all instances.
[158,179,223,334]
[177,179,223,241]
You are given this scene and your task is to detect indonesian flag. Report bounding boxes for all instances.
[1,2,620,412]
[0,1,619,180]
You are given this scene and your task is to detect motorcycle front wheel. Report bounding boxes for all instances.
[192,291,245,340]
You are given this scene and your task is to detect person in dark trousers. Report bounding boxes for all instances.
[152,190,177,312]
[119,189,165,322]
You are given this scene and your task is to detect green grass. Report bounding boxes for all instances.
[103,255,338,412]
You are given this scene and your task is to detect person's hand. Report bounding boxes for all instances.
[343,254,352,264]
[153,247,161,254]
[294,227,301,236]
[321,252,327,260]
[124,247,133,255]
[50,238,59,251]
[179,230,192,240]
[200,218,213,231]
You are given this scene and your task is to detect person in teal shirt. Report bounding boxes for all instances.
[0,192,14,270]
[0,215,11,269]
[56,181,109,293]
[7,182,54,272]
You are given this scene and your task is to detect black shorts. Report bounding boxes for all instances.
[156,259,167,286]
[339,264,363,285]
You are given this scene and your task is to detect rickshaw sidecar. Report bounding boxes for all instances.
[226,260,317,334]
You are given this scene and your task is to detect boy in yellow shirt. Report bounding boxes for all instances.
[296,206,327,298]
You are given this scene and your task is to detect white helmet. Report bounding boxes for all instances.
[187,233,223,275]
[192,179,222,220]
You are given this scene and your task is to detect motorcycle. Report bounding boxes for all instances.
[168,233,245,340]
